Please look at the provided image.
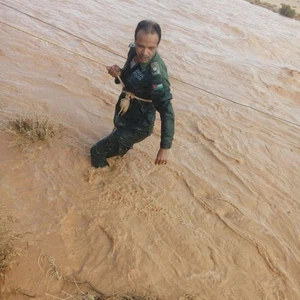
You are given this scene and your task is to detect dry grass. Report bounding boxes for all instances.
[45,293,164,300]
[244,0,300,20]
[9,113,57,142]
[45,278,159,300]
[245,0,278,12]
[0,103,61,170]
[44,277,203,300]
[0,102,60,145]
[0,217,15,285]
[67,294,155,300]
[71,294,202,300]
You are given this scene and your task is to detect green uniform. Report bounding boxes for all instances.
[90,44,175,168]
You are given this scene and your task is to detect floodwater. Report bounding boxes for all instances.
[1,0,300,299]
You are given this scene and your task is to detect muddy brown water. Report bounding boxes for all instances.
[1,1,300,299]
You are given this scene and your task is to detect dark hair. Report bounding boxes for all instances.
[134,20,162,44]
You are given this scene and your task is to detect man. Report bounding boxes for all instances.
[90,20,174,168]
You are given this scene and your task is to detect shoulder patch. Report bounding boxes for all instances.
[152,83,164,91]
[151,61,161,76]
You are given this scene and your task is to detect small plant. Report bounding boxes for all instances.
[279,4,296,18]
[1,102,60,144]
[9,113,57,142]
[0,218,15,283]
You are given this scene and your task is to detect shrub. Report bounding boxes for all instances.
[1,102,60,144]
[279,4,296,18]
[9,113,57,142]
[0,218,14,281]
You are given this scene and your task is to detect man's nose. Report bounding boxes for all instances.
[143,48,150,56]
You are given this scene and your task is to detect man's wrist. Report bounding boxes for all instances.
[160,143,172,149]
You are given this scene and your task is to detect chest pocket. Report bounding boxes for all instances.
[127,70,151,98]
[127,69,143,86]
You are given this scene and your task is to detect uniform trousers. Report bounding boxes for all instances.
[90,127,151,168]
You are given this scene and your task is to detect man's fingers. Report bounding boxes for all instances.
[107,65,120,78]
[155,158,167,165]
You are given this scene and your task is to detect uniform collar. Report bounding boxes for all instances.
[139,52,158,70]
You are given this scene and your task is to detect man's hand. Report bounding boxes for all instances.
[106,65,122,78]
[155,148,169,165]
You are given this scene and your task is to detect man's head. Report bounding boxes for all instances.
[134,20,161,64]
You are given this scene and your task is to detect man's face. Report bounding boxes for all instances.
[135,29,159,63]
